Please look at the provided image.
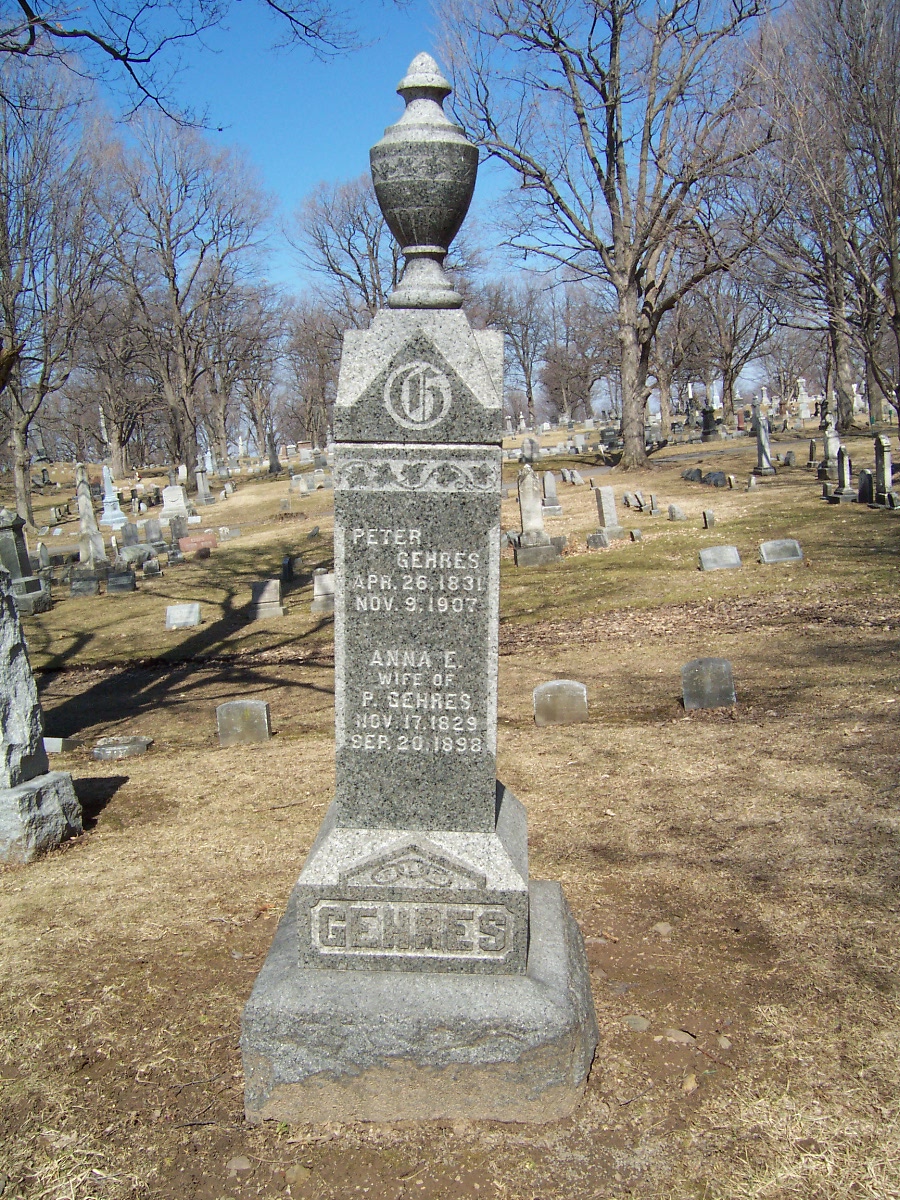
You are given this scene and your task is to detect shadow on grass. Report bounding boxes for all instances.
[74,775,129,829]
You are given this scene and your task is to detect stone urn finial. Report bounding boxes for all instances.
[370,52,478,310]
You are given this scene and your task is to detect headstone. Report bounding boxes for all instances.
[281,554,294,584]
[107,568,137,593]
[195,468,215,505]
[759,538,803,564]
[818,419,840,481]
[91,736,152,760]
[166,602,201,630]
[807,438,817,468]
[647,493,660,515]
[752,411,776,476]
[242,54,596,1126]
[830,446,855,503]
[310,568,335,614]
[75,464,108,569]
[541,472,562,517]
[533,680,588,726]
[726,475,737,489]
[586,530,610,549]
[595,487,624,538]
[307,525,320,540]
[698,545,742,571]
[121,521,139,546]
[702,510,715,529]
[570,470,585,485]
[681,658,736,710]
[702,471,727,487]
[178,533,217,553]
[43,736,79,753]
[145,517,162,544]
[250,579,285,619]
[312,468,327,489]
[746,475,757,490]
[701,408,717,442]
[874,434,898,506]
[857,468,874,505]
[177,464,188,483]
[291,474,309,493]
[99,466,128,530]
[784,450,796,467]
[0,567,81,863]
[142,557,161,576]
[217,700,272,747]
[0,508,51,615]
[36,542,50,570]
[681,468,702,483]
[629,528,642,542]
[668,505,687,521]
[521,436,540,463]
[515,466,559,566]
[160,484,190,521]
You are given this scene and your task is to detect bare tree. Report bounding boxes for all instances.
[478,275,549,426]
[0,62,105,522]
[108,115,269,487]
[290,175,401,327]
[443,0,769,467]
[541,282,617,423]
[0,0,374,116]
[696,262,779,419]
[283,296,343,447]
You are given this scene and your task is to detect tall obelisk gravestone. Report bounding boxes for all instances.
[241,53,597,1123]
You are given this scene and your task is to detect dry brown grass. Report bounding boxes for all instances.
[1,434,899,1199]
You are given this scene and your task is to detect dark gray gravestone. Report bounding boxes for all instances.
[699,545,741,571]
[533,680,588,726]
[681,468,702,483]
[586,529,610,549]
[70,573,101,597]
[759,538,803,564]
[702,471,727,487]
[682,658,736,710]
[107,569,136,593]
[241,53,596,1127]
[858,469,874,505]
[217,700,272,747]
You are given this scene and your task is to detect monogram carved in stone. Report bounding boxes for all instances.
[340,840,487,890]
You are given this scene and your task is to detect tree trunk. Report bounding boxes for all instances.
[267,429,281,474]
[9,421,34,526]
[829,313,855,432]
[618,286,650,468]
[865,355,885,425]
[656,366,672,440]
[721,366,737,421]
[108,424,126,480]
[209,396,229,468]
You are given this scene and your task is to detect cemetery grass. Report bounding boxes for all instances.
[2,437,900,1199]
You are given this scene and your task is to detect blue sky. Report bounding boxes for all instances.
[167,0,509,289]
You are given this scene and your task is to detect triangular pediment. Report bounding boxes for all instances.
[340,837,487,890]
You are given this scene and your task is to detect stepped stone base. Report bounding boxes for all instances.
[0,770,82,863]
[241,880,597,1124]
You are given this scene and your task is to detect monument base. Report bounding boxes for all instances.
[241,880,597,1124]
[514,543,560,567]
[752,466,777,476]
[0,770,82,864]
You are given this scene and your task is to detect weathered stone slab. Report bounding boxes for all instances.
[43,736,80,753]
[702,510,715,529]
[698,545,741,571]
[0,771,82,864]
[514,542,560,567]
[586,530,609,550]
[668,505,687,521]
[682,657,736,710]
[759,538,803,564]
[533,680,588,726]
[107,569,137,593]
[217,700,272,747]
[250,579,285,619]
[311,569,335,614]
[166,602,201,629]
[178,533,217,553]
[595,486,624,538]
[91,736,152,760]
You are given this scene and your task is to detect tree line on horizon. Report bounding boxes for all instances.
[0,0,897,523]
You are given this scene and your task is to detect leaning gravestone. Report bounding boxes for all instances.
[514,465,559,566]
[699,545,742,571]
[533,680,588,726]
[759,538,803,564]
[0,567,81,863]
[682,658,736,710]
[241,53,597,1125]
[217,700,272,747]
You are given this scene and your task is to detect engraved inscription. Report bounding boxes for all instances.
[311,900,514,959]
[384,361,452,429]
